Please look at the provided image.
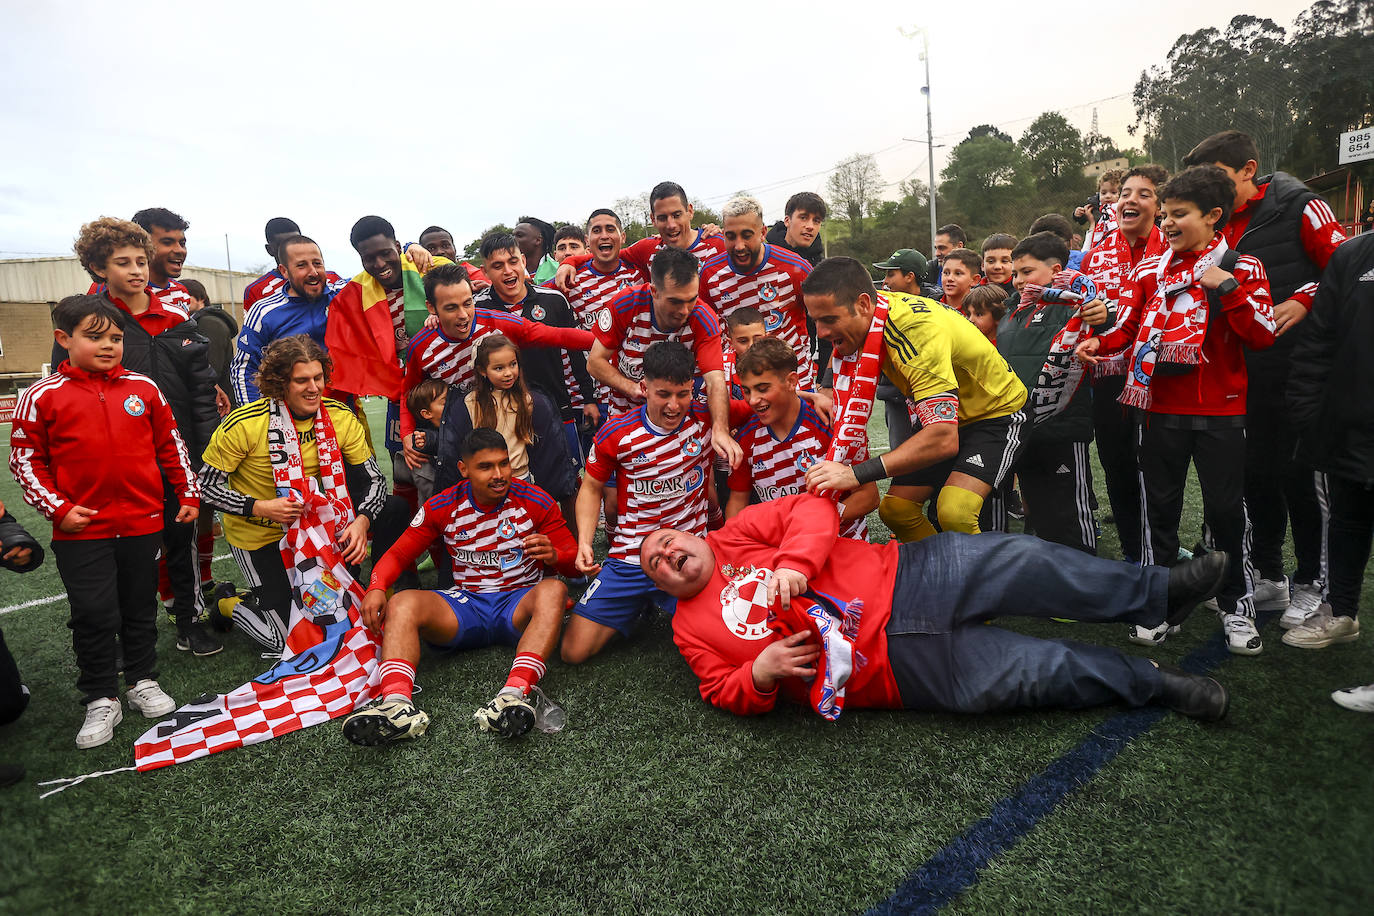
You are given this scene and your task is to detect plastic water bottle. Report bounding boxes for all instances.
[529,685,566,733]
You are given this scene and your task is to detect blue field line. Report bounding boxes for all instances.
[866,617,1253,916]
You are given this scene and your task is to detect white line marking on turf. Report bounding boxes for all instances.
[0,553,232,616]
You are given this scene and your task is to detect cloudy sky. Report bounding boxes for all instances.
[0,0,1315,278]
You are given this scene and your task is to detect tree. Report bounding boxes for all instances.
[1284,0,1374,178]
[612,194,651,228]
[691,204,721,228]
[827,153,883,235]
[940,134,1030,227]
[1082,130,1125,163]
[1019,112,1089,193]
[967,124,1013,144]
[463,223,512,260]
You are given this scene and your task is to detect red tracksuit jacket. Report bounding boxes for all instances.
[9,362,198,540]
[672,494,902,717]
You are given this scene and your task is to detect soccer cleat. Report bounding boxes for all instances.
[1331,684,1374,713]
[176,621,224,657]
[1281,583,1325,629]
[1128,621,1180,647]
[473,687,535,738]
[126,679,176,718]
[76,697,123,749]
[1220,613,1263,656]
[1251,576,1290,612]
[1152,661,1229,722]
[343,699,430,746]
[1282,614,1359,650]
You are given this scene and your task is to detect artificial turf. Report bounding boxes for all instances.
[1,400,1370,915]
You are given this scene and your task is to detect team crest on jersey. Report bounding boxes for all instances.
[123,395,146,417]
[409,507,426,528]
[531,305,546,321]
[597,309,613,332]
[758,283,778,303]
[764,310,784,332]
[498,518,517,539]
[794,450,817,472]
[719,567,777,640]
[682,437,703,457]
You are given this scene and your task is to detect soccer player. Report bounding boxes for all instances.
[342,428,578,743]
[552,181,726,292]
[642,494,1232,723]
[417,225,489,290]
[727,338,877,537]
[243,218,344,309]
[1077,165,1276,655]
[564,342,744,664]
[585,247,740,467]
[554,225,587,262]
[198,336,387,654]
[132,207,194,313]
[765,191,827,267]
[556,209,648,333]
[231,235,343,405]
[475,232,597,460]
[698,195,817,390]
[802,258,1028,541]
[1183,130,1347,626]
[514,216,559,284]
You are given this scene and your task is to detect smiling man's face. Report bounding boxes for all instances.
[640,528,715,597]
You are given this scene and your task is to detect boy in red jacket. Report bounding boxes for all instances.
[9,296,199,748]
[1077,165,1276,655]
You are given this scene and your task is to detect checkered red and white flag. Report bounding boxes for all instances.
[133,400,381,771]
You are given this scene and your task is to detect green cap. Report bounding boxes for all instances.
[872,248,929,275]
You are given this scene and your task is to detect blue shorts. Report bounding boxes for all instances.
[573,557,666,636]
[562,419,583,470]
[384,399,403,453]
[429,586,529,650]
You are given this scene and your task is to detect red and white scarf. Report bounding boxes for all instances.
[1086,225,1169,380]
[1086,200,1119,252]
[824,293,891,494]
[1117,237,1231,411]
[1018,269,1097,426]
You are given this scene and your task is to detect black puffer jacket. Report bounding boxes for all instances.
[50,301,219,466]
[433,388,577,499]
[1288,233,1374,485]
[996,292,1093,443]
[189,305,239,407]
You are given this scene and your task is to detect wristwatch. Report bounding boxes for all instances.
[1216,277,1240,296]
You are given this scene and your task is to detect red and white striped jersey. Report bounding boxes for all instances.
[585,403,713,564]
[727,401,867,540]
[371,478,577,593]
[618,229,726,272]
[385,288,409,357]
[698,245,815,389]
[593,283,724,417]
[555,259,648,331]
[244,268,344,309]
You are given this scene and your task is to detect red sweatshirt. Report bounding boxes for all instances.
[1093,246,1275,416]
[671,494,902,717]
[9,362,198,539]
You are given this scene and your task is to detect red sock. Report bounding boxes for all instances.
[379,658,417,702]
[505,653,546,696]
[197,531,215,585]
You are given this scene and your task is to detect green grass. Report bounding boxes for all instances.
[1,399,1371,915]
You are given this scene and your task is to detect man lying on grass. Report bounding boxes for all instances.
[641,493,1231,721]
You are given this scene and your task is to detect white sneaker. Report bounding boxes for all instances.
[1128,622,1180,647]
[76,697,123,749]
[1221,613,1263,655]
[126,679,176,718]
[1281,583,1325,629]
[1282,615,1360,649]
[1331,684,1374,712]
[1251,576,1290,612]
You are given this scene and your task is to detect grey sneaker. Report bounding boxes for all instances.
[126,679,176,718]
[1281,583,1325,629]
[1282,614,1359,649]
[76,697,123,749]
[1251,576,1290,612]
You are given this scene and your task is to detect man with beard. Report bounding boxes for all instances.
[231,235,343,404]
[244,218,345,309]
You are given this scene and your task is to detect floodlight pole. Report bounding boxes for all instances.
[900,26,939,259]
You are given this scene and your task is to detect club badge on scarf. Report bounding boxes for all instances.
[1117,237,1230,410]
[1019,269,1097,426]
[822,293,891,498]
[133,400,381,771]
[1083,225,1168,379]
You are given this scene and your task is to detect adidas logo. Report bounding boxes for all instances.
[965,454,985,468]
[1055,464,1071,474]
[1359,267,1374,283]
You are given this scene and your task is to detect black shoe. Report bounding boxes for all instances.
[207,582,238,633]
[1154,661,1229,722]
[1166,551,1229,627]
[176,621,224,657]
[0,763,24,787]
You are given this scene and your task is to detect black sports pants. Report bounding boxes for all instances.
[1093,376,1141,562]
[1244,380,1328,585]
[1325,475,1373,621]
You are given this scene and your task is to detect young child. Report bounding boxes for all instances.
[962,285,1006,343]
[1077,165,1276,655]
[553,225,587,263]
[981,234,1017,293]
[446,334,576,502]
[405,378,447,505]
[10,295,198,748]
[727,338,877,537]
[723,306,768,398]
[1028,213,1086,271]
[995,232,1104,553]
[940,248,982,313]
[1078,169,1125,252]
